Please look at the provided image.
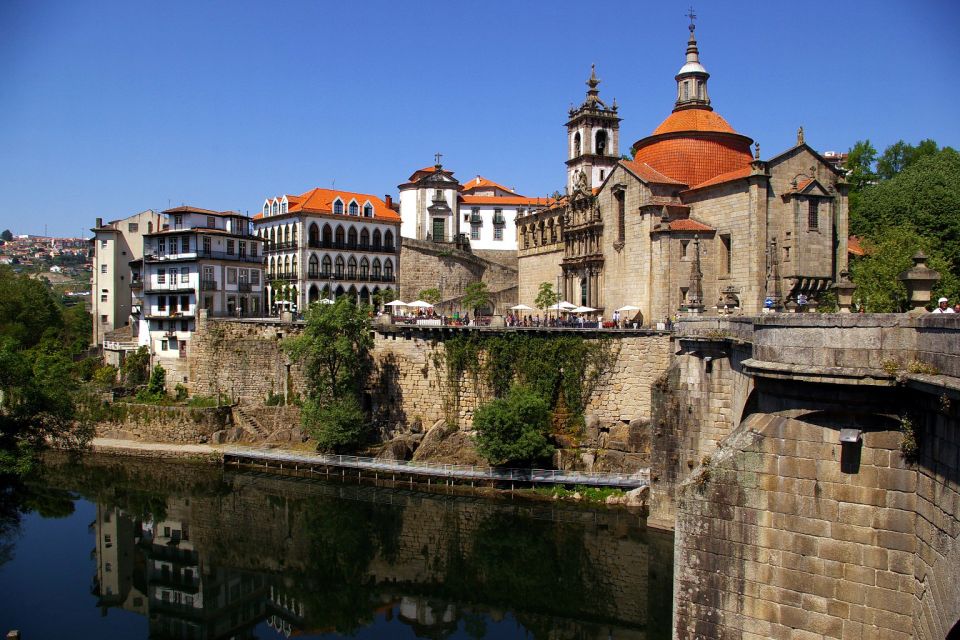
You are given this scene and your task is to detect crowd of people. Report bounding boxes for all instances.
[932,297,960,314]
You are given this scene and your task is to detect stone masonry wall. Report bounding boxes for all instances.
[398,239,518,304]
[95,404,232,443]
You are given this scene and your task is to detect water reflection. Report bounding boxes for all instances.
[31,454,673,639]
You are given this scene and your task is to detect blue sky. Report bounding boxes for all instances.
[1,0,958,236]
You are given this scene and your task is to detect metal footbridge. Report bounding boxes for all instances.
[221,446,650,489]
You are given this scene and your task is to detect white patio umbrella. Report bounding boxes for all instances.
[570,306,597,313]
[616,305,642,312]
[384,300,408,307]
[407,300,434,308]
[317,298,335,305]
[510,304,534,311]
[558,301,577,309]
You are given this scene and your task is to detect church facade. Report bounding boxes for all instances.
[517,23,848,323]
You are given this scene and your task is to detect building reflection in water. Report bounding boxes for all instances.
[83,463,671,640]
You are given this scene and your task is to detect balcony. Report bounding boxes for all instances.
[303,240,397,254]
[265,241,298,254]
[144,310,196,320]
[196,249,263,264]
[145,283,194,294]
[200,279,217,291]
[493,215,506,226]
[470,215,482,225]
[269,271,298,282]
[238,282,252,293]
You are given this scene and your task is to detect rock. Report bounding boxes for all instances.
[376,439,413,461]
[411,428,482,465]
[412,420,455,460]
[211,430,228,444]
[605,494,626,505]
[584,413,600,444]
[580,452,595,471]
[624,486,649,507]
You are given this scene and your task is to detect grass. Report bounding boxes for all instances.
[529,485,625,504]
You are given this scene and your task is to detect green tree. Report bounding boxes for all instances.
[534,282,560,316]
[849,226,959,312]
[284,298,374,451]
[93,365,118,390]
[418,287,442,305]
[121,346,150,387]
[0,230,11,242]
[372,288,396,310]
[876,138,939,181]
[473,386,554,466]
[845,139,878,192]
[462,281,491,315]
[851,148,960,275]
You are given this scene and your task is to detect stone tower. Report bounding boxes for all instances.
[673,19,711,112]
[566,65,621,194]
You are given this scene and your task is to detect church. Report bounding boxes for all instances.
[517,20,849,322]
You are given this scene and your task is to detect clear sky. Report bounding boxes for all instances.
[1,0,958,236]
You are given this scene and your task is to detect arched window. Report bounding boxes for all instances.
[363,203,373,218]
[359,286,370,304]
[595,130,607,156]
[347,285,357,302]
[580,278,588,306]
[263,203,269,217]
[321,255,332,277]
[322,224,332,247]
[291,255,297,276]
[372,258,382,278]
[549,220,556,243]
[269,256,275,277]
[373,229,382,250]
[335,255,345,278]
[283,256,290,275]
[348,201,358,216]
[384,230,394,251]
[347,256,357,278]
[309,223,319,247]
[308,285,318,303]
[334,285,345,299]
[291,224,298,246]
[348,227,358,248]
[384,258,393,280]
[522,226,529,249]
[573,132,581,157]
[360,228,369,248]
[272,201,279,215]
[308,254,319,278]
[360,257,369,278]
[322,284,331,298]
[335,225,345,247]
[333,199,344,215]
[280,226,286,244]
[281,201,287,215]
[269,227,275,248]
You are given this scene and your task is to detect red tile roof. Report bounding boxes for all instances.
[669,218,715,232]
[848,235,866,257]
[407,166,455,182]
[652,108,739,135]
[284,188,400,221]
[460,176,520,195]
[461,195,550,207]
[621,160,685,185]
[633,136,753,189]
[685,166,753,192]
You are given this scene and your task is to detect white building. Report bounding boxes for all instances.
[254,187,401,310]
[139,206,264,363]
[398,164,548,251]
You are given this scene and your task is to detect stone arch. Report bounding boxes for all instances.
[347,284,357,302]
[308,284,319,304]
[308,253,319,277]
[334,285,345,298]
[359,285,370,305]
[595,129,607,156]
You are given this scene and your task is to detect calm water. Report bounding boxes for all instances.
[0,453,673,639]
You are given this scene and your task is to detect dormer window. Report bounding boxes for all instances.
[363,203,373,217]
[333,199,344,215]
[348,201,358,216]
[280,201,287,215]
[263,203,269,216]
[272,201,279,215]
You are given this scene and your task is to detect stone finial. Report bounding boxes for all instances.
[797,126,805,145]
[754,141,761,160]
[832,270,857,313]
[898,251,941,313]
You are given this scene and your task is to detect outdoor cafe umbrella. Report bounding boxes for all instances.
[384,300,408,307]
[615,304,642,312]
[547,301,576,311]
[407,300,434,308]
[570,306,597,313]
[318,298,335,305]
[510,304,534,311]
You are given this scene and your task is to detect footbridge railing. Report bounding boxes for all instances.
[221,446,650,489]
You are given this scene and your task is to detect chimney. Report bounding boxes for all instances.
[95,217,103,228]
[384,194,395,210]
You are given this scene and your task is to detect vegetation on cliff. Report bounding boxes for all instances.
[284,298,374,452]
[0,266,94,476]
[473,386,553,466]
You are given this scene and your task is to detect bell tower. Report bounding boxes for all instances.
[673,9,711,112]
[566,65,621,194]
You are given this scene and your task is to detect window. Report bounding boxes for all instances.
[174,214,183,227]
[808,199,819,230]
[250,269,260,285]
[263,203,269,216]
[101,239,108,248]
[384,258,393,280]
[180,295,189,311]
[128,223,139,232]
[239,241,246,258]
[363,203,373,217]
[100,314,108,323]
[349,202,358,216]
[595,129,607,155]
[250,242,258,257]
[227,268,237,284]
[360,258,369,278]
[434,189,442,200]
[158,238,165,254]
[681,239,689,259]
[239,269,248,285]
[335,256,344,278]
[226,240,234,255]
[333,199,344,215]
[573,132,581,157]
[207,216,216,228]
[493,209,504,225]
[101,293,108,302]
[203,236,211,254]
[161,340,168,351]
[683,82,689,100]
[180,320,188,332]
[347,257,357,278]
[158,296,166,311]
[494,226,503,241]
[180,267,189,283]
[158,268,166,284]
[181,236,189,253]
[105,562,112,572]
[281,201,287,214]
[321,255,332,276]
[101,264,107,274]
[720,234,732,275]
[471,225,480,240]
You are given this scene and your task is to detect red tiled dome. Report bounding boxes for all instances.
[632,108,753,187]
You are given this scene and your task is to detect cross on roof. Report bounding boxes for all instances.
[686,6,697,32]
[434,152,443,166]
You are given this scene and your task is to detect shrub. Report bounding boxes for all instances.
[474,386,554,466]
[174,383,188,401]
[303,395,368,453]
[92,365,118,389]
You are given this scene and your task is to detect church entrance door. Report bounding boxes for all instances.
[432,218,445,242]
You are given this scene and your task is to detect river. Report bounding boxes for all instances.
[0,453,673,639]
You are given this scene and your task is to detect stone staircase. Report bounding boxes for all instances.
[233,405,269,440]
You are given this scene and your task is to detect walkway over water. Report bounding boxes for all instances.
[222,446,651,489]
